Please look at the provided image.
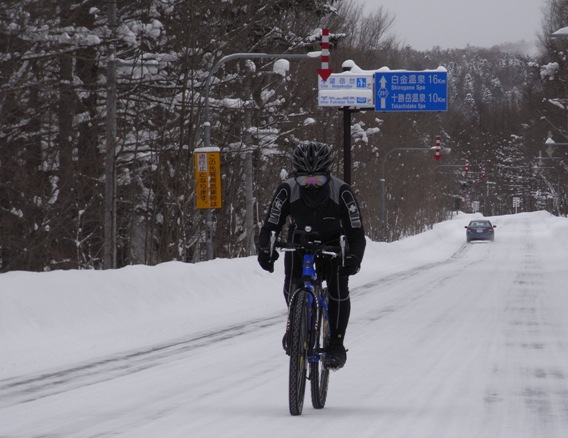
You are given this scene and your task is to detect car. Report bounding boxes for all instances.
[465,220,496,242]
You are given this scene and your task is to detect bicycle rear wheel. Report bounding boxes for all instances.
[288,289,309,416]
[310,295,330,409]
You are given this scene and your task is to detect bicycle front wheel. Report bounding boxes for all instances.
[288,289,309,416]
[310,296,330,409]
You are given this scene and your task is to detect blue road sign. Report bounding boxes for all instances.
[374,71,448,112]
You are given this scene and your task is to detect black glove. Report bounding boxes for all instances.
[339,254,360,276]
[257,248,280,273]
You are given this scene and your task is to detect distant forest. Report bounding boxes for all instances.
[2,0,568,271]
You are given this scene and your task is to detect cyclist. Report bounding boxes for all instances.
[257,141,366,369]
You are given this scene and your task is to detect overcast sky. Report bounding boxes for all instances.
[352,0,545,51]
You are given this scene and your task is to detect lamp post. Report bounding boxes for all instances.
[202,51,321,260]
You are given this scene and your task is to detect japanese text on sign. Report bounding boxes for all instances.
[318,73,375,108]
[374,71,448,112]
[194,150,222,209]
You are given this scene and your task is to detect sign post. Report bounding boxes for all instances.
[317,68,374,183]
[316,62,449,239]
[513,196,520,214]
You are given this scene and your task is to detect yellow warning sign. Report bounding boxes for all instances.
[194,150,222,209]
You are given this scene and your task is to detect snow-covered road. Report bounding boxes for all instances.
[1,212,568,437]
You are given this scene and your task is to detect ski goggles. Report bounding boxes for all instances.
[295,173,329,187]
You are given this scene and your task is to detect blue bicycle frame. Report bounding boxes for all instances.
[301,253,330,364]
[270,229,344,365]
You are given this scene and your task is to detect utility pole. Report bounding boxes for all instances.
[244,71,255,256]
[104,0,117,269]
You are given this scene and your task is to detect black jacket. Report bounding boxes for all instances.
[258,175,366,261]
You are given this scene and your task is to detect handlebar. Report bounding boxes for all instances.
[275,241,341,256]
[269,230,346,264]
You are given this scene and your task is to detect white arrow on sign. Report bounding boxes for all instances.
[377,76,388,109]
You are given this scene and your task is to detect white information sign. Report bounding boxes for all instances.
[318,73,374,108]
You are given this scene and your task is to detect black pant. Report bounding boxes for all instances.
[283,250,351,340]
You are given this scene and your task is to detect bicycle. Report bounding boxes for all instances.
[270,227,346,416]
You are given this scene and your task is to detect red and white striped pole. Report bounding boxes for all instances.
[321,28,329,70]
[317,28,333,81]
[434,135,441,160]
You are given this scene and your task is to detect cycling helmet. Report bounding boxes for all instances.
[292,142,333,173]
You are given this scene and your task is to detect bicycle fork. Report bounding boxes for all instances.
[287,287,320,364]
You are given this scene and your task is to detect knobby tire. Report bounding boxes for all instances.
[288,290,309,416]
[310,294,330,409]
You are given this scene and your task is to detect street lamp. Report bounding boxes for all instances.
[202,51,321,260]
[552,27,568,38]
[203,51,321,150]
